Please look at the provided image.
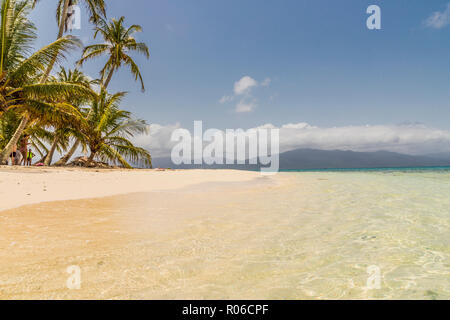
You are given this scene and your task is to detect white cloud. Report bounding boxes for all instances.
[134,122,450,157]
[425,4,450,29]
[234,76,258,95]
[132,123,182,158]
[220,76,272,113]
[281,122,315,130]
[219,95,234,104]
[255,123,277,129]
[235,100,257,113]
[276,123,450,155]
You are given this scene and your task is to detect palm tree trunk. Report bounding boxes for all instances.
[36,153,48,165]
[103,67,115,89]
[0,116,29,164]
[44,135,59,166]
[54,139,79,166]
[87,152,96,165]
[32,143,44,159]
[40,0,70,82]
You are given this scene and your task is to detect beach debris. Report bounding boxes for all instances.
[68,156,113,168]
[361,235,377,240]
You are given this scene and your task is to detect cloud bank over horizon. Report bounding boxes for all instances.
[133,122,450,158]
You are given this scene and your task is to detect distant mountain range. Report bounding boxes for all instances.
[424,152,450,161]
[152,149,450,170]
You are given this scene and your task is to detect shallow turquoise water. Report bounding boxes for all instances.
[121,170,450,299]
[263,171,450,299]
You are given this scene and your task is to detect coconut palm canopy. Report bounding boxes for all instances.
[81,89,152,168]
[78,16,150,91]
[0,0,152,168]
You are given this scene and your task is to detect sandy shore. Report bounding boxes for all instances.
[0,166,262,212]
[0,167,280,299]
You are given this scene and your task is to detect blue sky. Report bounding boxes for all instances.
[29,1,450,155]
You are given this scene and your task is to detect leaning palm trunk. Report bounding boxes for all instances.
[87,151,97,166]
[88,152,95,162]
[0,116,29,164]
[36,153,48,165]
[43,135,59,166]
[54,138,79,166]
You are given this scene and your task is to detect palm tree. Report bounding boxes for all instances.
[42,67,93,165]
[32,0,106,81]
[81,88,151,168]
[0,0,95,164]
[55,15,150,166]
[78,16,149,90]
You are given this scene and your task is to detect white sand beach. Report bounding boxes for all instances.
[0,167,261,212]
